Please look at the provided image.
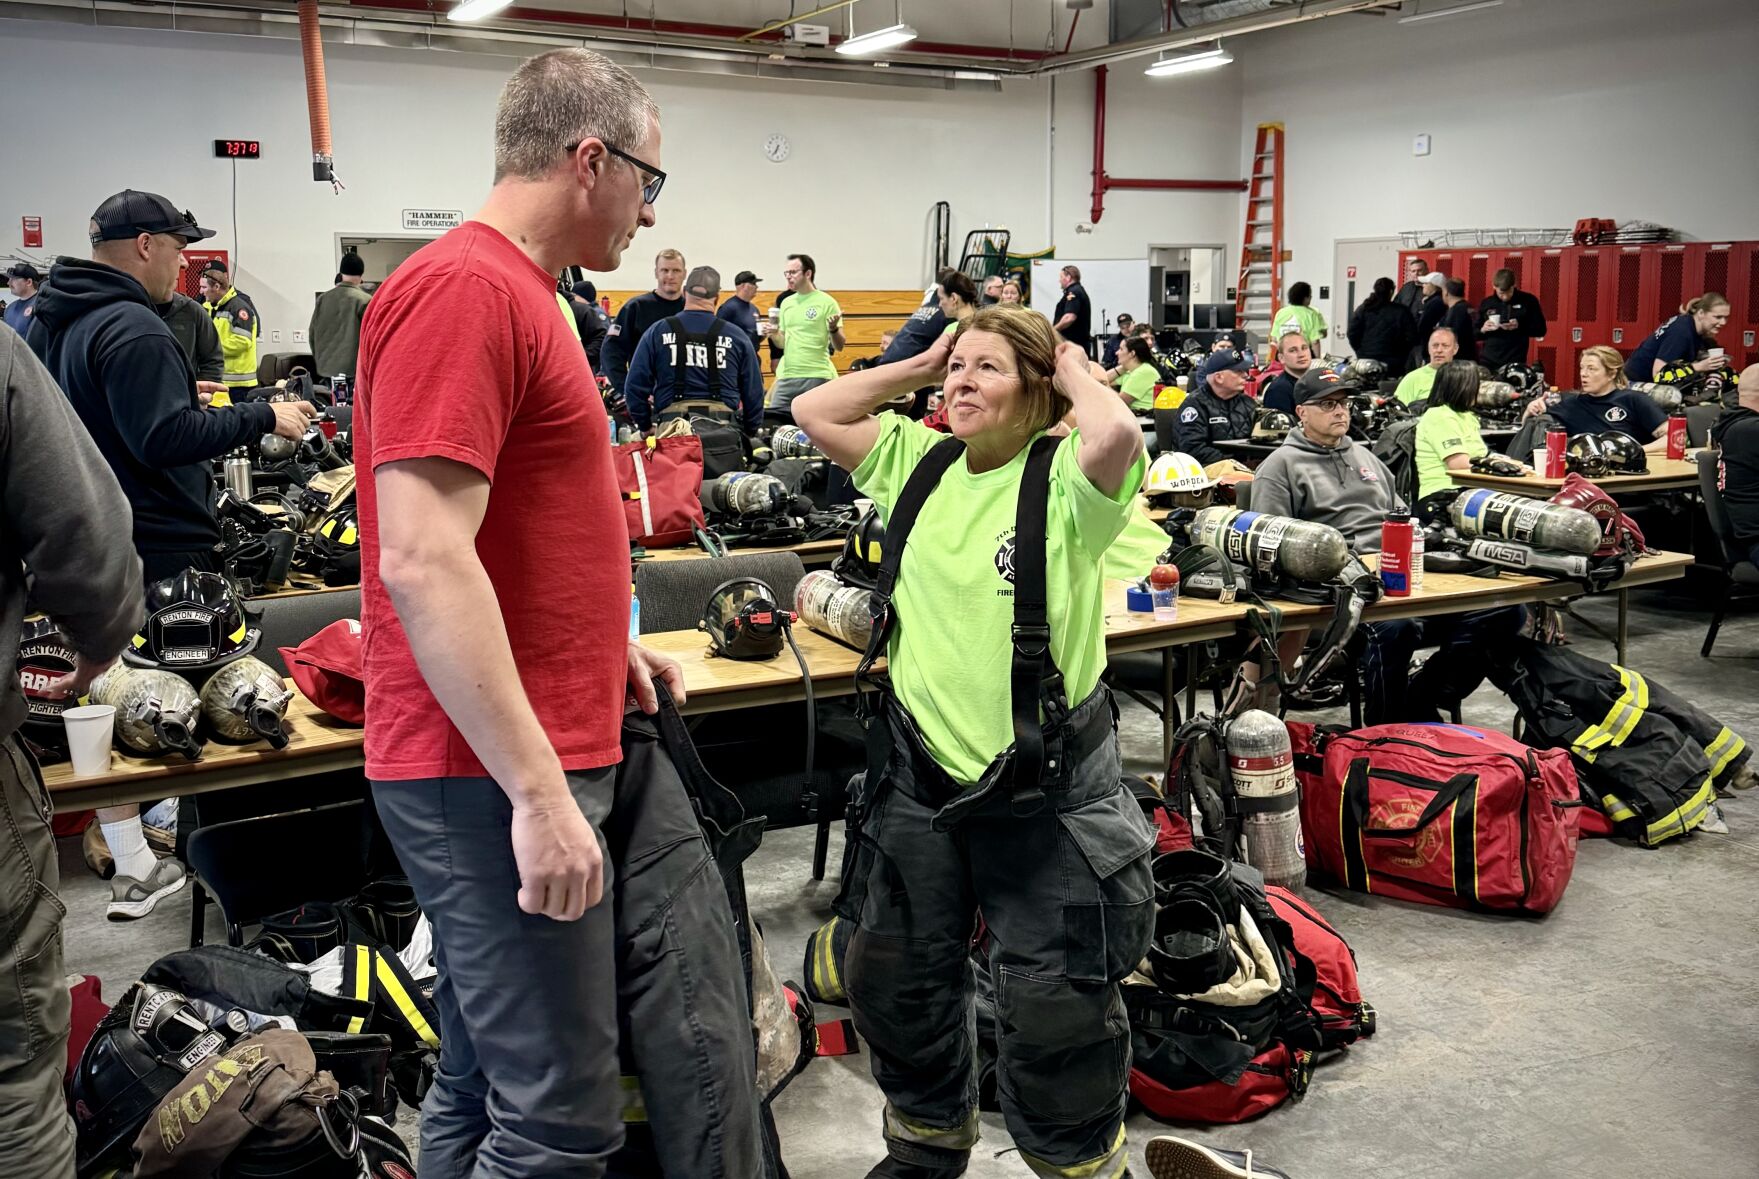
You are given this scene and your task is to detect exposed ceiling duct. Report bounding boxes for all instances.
[0,0,1397,86]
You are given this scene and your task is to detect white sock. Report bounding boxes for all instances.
[101,817,158,881]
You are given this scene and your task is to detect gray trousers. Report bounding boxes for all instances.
[375,770,623,1179]
[0,734,76,1179]
[766,376,830,414]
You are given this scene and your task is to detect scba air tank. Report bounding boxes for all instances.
[1447,490,1603,556]
[1191,506,1351,583]
[1226,709,1305,889]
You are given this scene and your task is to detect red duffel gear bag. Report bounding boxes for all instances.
[280,618,365,725]
[1130,1040,1313,1125]
[616,435,706,549]
[1266,887,1375,1050]
[1288,721,1581,914]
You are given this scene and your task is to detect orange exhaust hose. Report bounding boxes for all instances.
[298,0,333,170]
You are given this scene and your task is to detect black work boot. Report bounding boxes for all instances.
[864,1142,970,1178]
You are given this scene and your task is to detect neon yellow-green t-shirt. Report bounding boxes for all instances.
[555,291,580,340]
[775,289,841,381]
[1120,363,1161,411]
[1395,364,1441,406]
[1272,304,1326,347]
[851,415,1144,784]
[1103,503,1172,582]
[1415,404,1487,501]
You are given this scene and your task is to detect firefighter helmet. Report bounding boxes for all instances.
[832,509,886,592]
[18,616,77,757]
[1340,358,1389,389]
[1497,362,1545,395]
[124,570,259,671]
[1144,452,1217,510]
[1597,431,1649,475]
[1250,409,1295,445]
[1564,433,1612,479]
[310,503,362,587]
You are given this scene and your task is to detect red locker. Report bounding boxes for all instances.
[1531,249,1567,383]
[1735,243,1759,372]
[1655,244,1690,321]
[1607,247,1654,356]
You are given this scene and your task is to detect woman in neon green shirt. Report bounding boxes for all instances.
[1103,336,1162,411]
[1270,280,1327,348]
[792,305,1152,1179]
[1415,359,1525,520]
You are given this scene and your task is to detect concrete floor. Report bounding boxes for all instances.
[53,585,1759,1179]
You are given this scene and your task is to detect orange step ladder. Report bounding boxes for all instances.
[1235,122,1285,350]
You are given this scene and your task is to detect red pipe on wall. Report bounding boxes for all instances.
[1088,62,1247,225]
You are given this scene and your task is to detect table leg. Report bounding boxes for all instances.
[1162,648,1178,766]
[1184,645,1200,725]
[1617,588,1629,664]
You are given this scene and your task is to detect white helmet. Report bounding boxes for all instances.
[1144,452,1216,507]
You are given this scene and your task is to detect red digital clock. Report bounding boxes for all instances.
[213,139,262,159]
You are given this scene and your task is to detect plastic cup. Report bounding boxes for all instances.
[1151,586,1180,622]
[854,498,875,517]
[62,705,116,777]
[1531,448,1548,477]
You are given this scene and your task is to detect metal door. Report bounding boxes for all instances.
[1333,236,1402,359]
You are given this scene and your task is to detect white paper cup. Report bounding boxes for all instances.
[1708,347,1724,358]
[62,705,116,777]
[1531,448,1548,477]
[854,498,875,517]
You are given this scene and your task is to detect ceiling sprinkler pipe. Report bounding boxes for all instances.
[298,0,335,183]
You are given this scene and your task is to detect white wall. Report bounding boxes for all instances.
[0,20,1053,338]
[1236,0,1759,297]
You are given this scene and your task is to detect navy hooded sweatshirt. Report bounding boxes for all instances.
[27,257,275,560]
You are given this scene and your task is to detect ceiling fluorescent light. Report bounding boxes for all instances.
[1398,0,1504,24]
[1145,46,1233,78]
[836,22,918,55]
[954,70,1002,81]
[447,0,514,22]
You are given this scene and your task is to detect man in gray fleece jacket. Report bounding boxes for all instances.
[1252,367,1522,724]
[0,324,144,1177]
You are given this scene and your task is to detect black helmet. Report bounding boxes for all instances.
[1565,433,1612,479]
[19,616,77,758]
[1341,358,1388,389]
[125,570,260,671]
[71,983,235,1175]
[832,508,886,592]
[1497,362,1545,395]
[1655,360,1697,387]
[1598,431,1649,474]
[310,503,362,587]
[1250,408,1295,444]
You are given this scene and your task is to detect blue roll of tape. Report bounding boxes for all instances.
[1125,586,1154,613]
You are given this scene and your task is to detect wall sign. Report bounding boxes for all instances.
[401,209,463,231]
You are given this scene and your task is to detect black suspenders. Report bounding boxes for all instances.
[856,433,1067,799]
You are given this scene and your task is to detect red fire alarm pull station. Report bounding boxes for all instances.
[22,217,43,249]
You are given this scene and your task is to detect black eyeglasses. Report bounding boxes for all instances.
[567,139,666,205]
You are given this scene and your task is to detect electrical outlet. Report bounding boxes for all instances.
[293,329,307,343]
[271,330,283,343]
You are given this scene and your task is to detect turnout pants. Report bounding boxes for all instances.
[1360,605,1526,725]
[374,721,762,1179]
[0,735,75,1179]
[840,687,1155,1179]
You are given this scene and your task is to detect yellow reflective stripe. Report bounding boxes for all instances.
[813,917,841,1001]
[346,945,371,1034]
[228,620,247,644]
[132,634,147,649]
[883,1103,979,1151]
[1605,669,1648,749]
[619,1075,648,1124]
[1642,777,1715,845]
[1021,1126,1129,1179]
[374,952,441,1048]
[1705,728,1746,781]
[1572,666,1647,762]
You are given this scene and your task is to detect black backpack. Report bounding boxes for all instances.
[1370,417,1419,506]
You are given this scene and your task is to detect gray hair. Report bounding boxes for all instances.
[493,49,660,183]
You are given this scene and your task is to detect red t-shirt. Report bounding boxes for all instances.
[354,222,629,780]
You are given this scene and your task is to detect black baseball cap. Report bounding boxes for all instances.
[1199,349,1252,381]
[1292,367,1361,407]
[89,190,215,246]
[4,263,42,283]
[733,270,760,286]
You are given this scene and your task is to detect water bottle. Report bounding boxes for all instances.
[1380,512,1414,597]
[224,451,254,499]
[629,584,641,641]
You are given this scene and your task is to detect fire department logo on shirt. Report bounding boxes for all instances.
[1358,466,1380,482]
[1603,406,1628,422]
[994,531,1017,586]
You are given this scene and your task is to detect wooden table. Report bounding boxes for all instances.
[1450,455,1701,498]
[49,555,1691,810]
[635,537,844,568]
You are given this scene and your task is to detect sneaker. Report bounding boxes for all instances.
[106,859,188,921]
[1145,1136,1293,1179]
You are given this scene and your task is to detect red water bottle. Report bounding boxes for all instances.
[1380,512,1414,597]
[1544,429,1567,478]
[1666,413,1687,460]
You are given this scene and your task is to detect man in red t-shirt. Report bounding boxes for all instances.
[354,49,687,1175]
